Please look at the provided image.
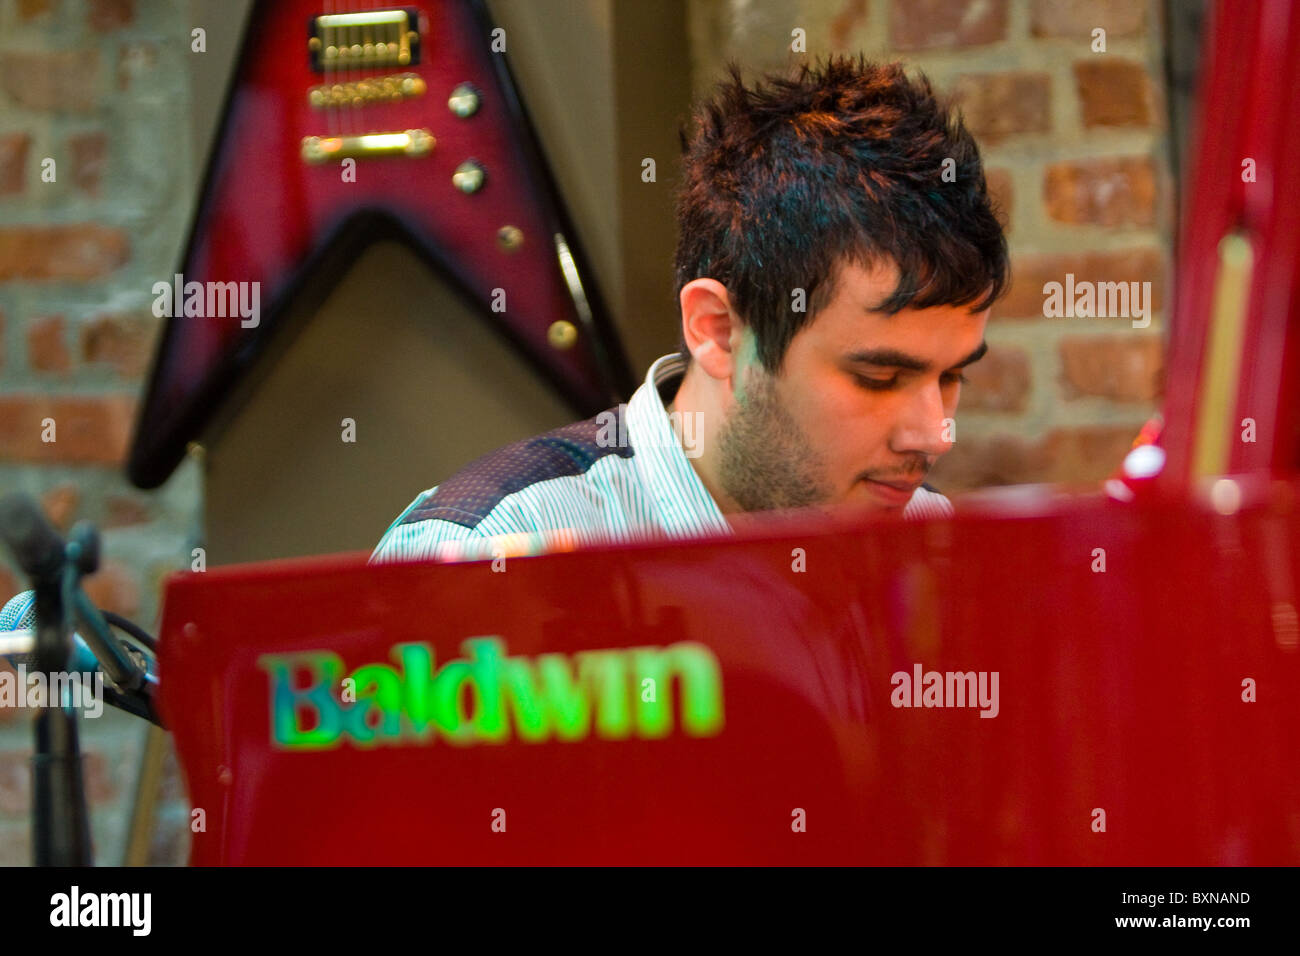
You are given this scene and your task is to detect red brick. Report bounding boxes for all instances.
[1031,0,1144,38]
[0,752,30,816]
[81,311,159,378]
[27,315,71,373]
[1044,156,1157,226]
[961,346,1030,412]
[0,50,101,113]
[0,225,129,281]
[929,432,1045,491]
[1059,335,1164,402]
[831,0,868,51]
[1041,424,1141,482]
[993,248,1165,320]
[0,821,29,865]
[82,559,141,618]
[0,132,30,197]
[17,0,54,20]
[985,167,1013,233]
[0,674,36,725]
[891,0,1008,50]
[41,482,80,531]
[0,749,117,811]
[1074,59,1154,128]
[952,72,1051,143]
[88,0,134,31]
[0,564,18,727]
[83,750,118,806]
[0,394,137,465]
[104,495,152,527]
[67,131,107,197]
[0,662,19,726]
[116,41,157,91]
[928,422,1143,491]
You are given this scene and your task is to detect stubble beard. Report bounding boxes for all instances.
[715,367,836,513]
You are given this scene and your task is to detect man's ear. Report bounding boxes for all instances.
[679,278,743,382]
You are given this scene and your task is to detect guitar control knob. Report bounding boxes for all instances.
[548,321,578,350]
[452,160,486,194]
[448,82,481,118]
[497,225,524,252]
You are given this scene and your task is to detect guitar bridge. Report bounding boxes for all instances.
[308,8,421,72]
[300,129,435,164]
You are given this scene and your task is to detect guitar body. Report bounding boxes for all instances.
[129,0,632,488]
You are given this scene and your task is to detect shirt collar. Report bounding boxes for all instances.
[625,353,732,538]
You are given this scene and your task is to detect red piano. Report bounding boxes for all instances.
[157,0,1300,865]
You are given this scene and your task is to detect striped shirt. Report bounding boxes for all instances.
[369,353,952,564]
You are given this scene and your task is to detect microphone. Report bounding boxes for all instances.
[0,588,35,643]
[1,590,105,674]
[2,589,161,725]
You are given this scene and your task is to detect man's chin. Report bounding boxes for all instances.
[814,490,908,520]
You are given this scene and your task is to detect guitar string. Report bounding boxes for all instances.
[320,3,408,160]
[322,0,334,139]
[370,0,379,136]
[353,6,364,134]
[339,0,349,139]
[339,0,347,137]
[348,16,357,138]
[335,0,345,139]
[347,0,353,137]
[362,3,374,135]
[338,0,350,139]
[355,7,365,136]
[356,7,365,135]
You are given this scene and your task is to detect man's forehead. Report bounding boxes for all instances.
[847,296,988,331]
[813,276,988,357]
[831,256,903,307]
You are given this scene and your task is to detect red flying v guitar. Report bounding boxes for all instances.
[128,0,633,489]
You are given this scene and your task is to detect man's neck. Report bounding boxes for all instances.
[666,363,745,516]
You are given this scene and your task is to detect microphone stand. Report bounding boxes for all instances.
[1,493,155,866]
[29,576,91,866]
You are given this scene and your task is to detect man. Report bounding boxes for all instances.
[370,55,1008,565]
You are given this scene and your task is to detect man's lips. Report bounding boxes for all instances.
[869,478,924,492]
[862,477,923,505]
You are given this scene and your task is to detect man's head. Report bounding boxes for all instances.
[670,56,1008,515]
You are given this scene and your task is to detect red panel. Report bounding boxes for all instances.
[159,490,1300,864]
[1160,0,1300,483]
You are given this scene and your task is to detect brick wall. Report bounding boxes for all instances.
[0,0,198,865]
[687,0,1173,493]
[0,0,1177,865]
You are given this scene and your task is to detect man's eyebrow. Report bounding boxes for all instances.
[954,340,989,368]
[845,340,988,373]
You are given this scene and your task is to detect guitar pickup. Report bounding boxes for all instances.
[301,129,435,164]
[308,8,421,72]
[309,73,427,109]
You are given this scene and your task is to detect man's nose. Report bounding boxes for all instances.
[892,382,952,458]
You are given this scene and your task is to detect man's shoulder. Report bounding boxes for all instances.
[395,405,634,534]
